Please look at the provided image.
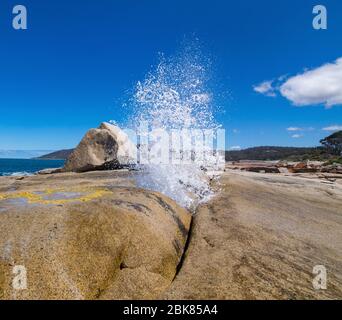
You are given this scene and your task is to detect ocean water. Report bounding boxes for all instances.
[0,159,65,176]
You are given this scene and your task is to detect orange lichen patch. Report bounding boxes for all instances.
[0,187,112,205]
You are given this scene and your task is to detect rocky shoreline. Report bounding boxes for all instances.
[1,122,341,299]
[0,167,341,299]
[0,170,191,299]
[164,169,342,299]
[226,160,342,175]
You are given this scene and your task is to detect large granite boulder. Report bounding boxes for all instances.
[0,171,191,300]
[64,122,136,173]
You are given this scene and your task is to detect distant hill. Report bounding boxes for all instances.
[38,146,334,162]
[0,150,54,159]
[36,149,74,160]
[320,130,342,156]
[225,146,334,162]
[36,130,342,162]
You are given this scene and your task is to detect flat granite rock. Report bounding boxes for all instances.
[163,170,342,300]
[0,171,191,300]
[1,169,341,300]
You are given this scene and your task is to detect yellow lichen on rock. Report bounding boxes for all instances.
[0,188,112,205]
[0,171,192,300]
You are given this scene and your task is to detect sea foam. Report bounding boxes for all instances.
[130,44,224,210]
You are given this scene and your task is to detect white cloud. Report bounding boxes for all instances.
[287,127,303,132]
[286,127,315,132]
[255,57,342,108]
[322,125,342,131]
[232,129,239,134]
[253,81,276,97]
[229,146,242,150]
[291,134,303,138]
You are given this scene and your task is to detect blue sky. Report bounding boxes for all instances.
[0,0,341,151]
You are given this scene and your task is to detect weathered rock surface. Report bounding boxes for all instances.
[37,168,63,175]
[1,165,341,300]
[63,122,136,173]
[0,171,191,300]
[227,160,342,175]
[163,169,342,299]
